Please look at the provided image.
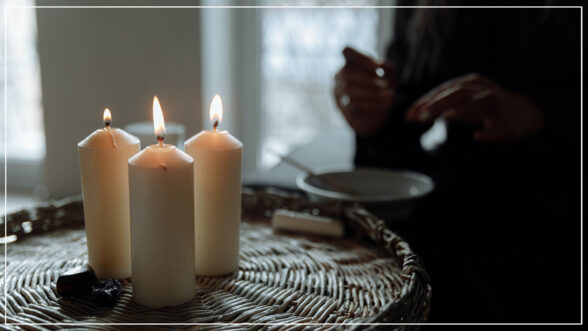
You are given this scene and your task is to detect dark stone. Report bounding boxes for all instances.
[91,278,122,306]
[56,265,98,297]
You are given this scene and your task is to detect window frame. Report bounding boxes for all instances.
[200,4,393,176]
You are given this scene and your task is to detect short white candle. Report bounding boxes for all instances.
[272,209,344,238]
[184,94,242,276]
[128,96,195,307]
[78,108,140,279]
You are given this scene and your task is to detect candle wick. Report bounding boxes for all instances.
[157,136,164,146]
[105,126,117,147]
[104,122,110,128]
[213,120,219,132]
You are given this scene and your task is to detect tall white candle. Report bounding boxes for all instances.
[128,96,195,307]
[184,94,242,276]
[78,108,140,279]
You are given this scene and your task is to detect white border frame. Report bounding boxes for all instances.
[2,3,583,328]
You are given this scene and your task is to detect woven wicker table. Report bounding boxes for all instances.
[0,188,431,330]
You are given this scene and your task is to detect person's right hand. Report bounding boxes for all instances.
[334,47,396,137]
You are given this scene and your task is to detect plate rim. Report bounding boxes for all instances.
[295,167,435,203]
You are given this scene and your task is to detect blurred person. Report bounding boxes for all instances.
[334,3,580,322]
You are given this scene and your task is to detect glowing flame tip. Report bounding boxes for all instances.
[152,96,166,140]
[103,108,112,126]
[209,94,223,126]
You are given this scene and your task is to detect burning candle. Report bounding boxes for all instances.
[128,96,195,307]
[185,94,243,276]
[78,108,140,279]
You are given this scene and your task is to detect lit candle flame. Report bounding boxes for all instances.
[103,108,112,127]
[152,96,166,142]
[209,94,223,131]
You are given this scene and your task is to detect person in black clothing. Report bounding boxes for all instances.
[334,4,580,323]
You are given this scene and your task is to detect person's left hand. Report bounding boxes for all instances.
[405,73,544,142]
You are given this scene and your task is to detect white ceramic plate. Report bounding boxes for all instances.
[296,168,434,220]
[296,168,434,203]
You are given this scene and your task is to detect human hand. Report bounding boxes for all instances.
[334,47,396,137]
[405,74,544,142]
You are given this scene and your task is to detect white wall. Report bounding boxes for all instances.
[36,6,201,198]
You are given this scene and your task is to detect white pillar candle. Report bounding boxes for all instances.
[184,94,242,276]
[78,108,140,279]
[128,96,195,307]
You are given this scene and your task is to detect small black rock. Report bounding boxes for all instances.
[56,265,98,297]
[91,278,122,306]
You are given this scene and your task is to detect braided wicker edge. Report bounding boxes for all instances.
[1,188,431,329]
[241,189,431,329]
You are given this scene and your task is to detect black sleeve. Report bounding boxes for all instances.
[515,8,580,151]
[498,7,580,175]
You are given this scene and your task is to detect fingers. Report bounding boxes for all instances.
[343,105,391,137]
[336,65,387,88]
[342,46,379,72]
[335,81,394,119]
[406,84,484,122]
[443,89,497,124]
[406,89,506,143]
[334,47,397,136]
[342,47,396,85]
[405,81,458,121]
[346,86,395,102]
[403,72,538,143]
[335,83,394,116]
[348,95,395,112]
[454,72,495,88]
[406,73,498,124]
[406,85,472,122]
[334,63,395,113]
[378,62,397,86]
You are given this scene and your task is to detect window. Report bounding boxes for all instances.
[259,6,380,168]
[1,0,45,161]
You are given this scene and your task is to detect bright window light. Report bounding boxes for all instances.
[260,5,379,169]
[1,0,45,161]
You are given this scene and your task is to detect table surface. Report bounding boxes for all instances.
[0,190,432,327]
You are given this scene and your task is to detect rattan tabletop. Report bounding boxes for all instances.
[0,189,431,330]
